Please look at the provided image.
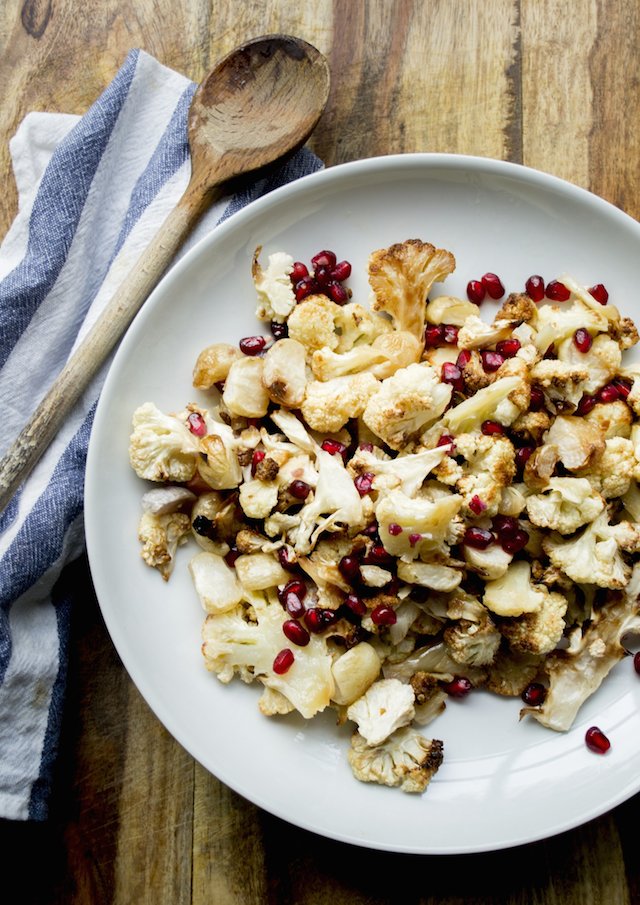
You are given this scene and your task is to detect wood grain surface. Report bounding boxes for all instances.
[1,1,640,903]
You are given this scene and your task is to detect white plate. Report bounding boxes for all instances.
[85,153,640,854]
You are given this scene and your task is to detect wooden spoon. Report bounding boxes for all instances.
[0,35,330,513]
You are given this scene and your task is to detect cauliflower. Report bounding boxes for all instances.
[199,426,243,489]
[451,433,516,518]
[396,559,462,592]
[138,510,190,580]
[525,477,605,534]
[287,294,343,352]
[456,316,514,350]
[251,247,296,322]
[556,334,621,395]
[331,642,381,706]
[463,541,512,581]
[368,238,456,341]
[129,402,200,482]
[583,400,632,439]
[485,648,544,697]
[544,415,605,470]
[444,609,501,667]
[363,363,452,450]
[233,552,289,591]
[441,376,520,434]
[262,338,307,407]
[425,294,480,325]
[495,292,538,326]
[201,592,334,717]
[543,509,631,589]
[334,302,392,352]
[348,726,444,793]
[533,299,608,353]
[483,560,546,617]
[358,445,448,497]
[189,551,244,613]
[311,344,389,381]
[302,373,379,433]
[375,489,463,559]
[409,672,448,725]
[522,578,640,730]
[529,359,589,409]
[500,590,568,655]
[575,437,636,498]
[192,342,243,390]
[347,678,415,745]
[223,357,270,418]
[141,485,196,515]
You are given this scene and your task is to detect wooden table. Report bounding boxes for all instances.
[2,1,640,902]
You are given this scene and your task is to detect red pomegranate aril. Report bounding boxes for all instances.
[251,449,266,476]
[345,593,367,617]
[481,350,505,372]
[284,592,305,619]
[545,279,571,302]
[239,335,267,355]
[270,320,288,340]
[273,648,294,674]
[525,274,545,302]
[304,608,337,633]
[409,532,422,547]
[331,260,352,281]
[282,619,310,647]
[278,547,297,571]
[289,479,311,500]
[311,249,337,270]
[634,651,640,675]
[469,495,486,515]
[597,383,620,404]
[326,280,349,304]
[492,515,519,540]
[463,527,493,549]
[529,385,545,411]
[224,547,240,567]
[515,445,534,471]
[437,433,455,450]
[424,324,445,347]
[354,472,375,496]
[521,682,547,706]
[388,522,403,536]
[321,438,347,460]
[589,283,609,305]
[294,278,318,301]
[441,676,473,698]
[496,338,521,358]
[577,393,597,415]
[481,419,505,436]
[278,579,307,605]
[290,261,309,283]
[339,555,361,583]
[585,726,611,754]
[359,442,374,452]
[364,544,393,565]
[501,528,529,554]
[371,604,397,626]
[467,280,486,303]
[574,328,593,353]
[441,362,464,392]
[612,377,633,399]
[443,324,460,345]
[481,272,505,300]
[314,265,332,287]
[456,349,471,368]
[187,412,207,436]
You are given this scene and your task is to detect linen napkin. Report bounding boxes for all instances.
[0,48,322,820]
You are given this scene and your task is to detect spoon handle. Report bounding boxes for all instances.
[0,177,216,514]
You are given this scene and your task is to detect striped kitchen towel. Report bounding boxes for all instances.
[0,48,322,821]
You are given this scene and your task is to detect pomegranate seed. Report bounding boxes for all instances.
[362,521,380,539]
[612,377,632,399]
[525,274,545,302]
[280,579,306,601]
[521,682,547,706]
[371,604,397,626]
[441,362,464,392]
[294,278,318,301]
[481,419,505,436]
[577,394,597,415]
[589,283,609,305]
[278,547,297,571]
[363,544,393,565]
[443,324,459,345]
[224,547,240,567]
[573,328,593,353]
[424,324,445,347]
[289,479,311,499]
[270,320,288,340]
[463,527,493,549]
[290,261,309,283]
[283,592,305,619]
[354,472,375,496]
[187,412,207,436]
[441,676,473,697]
[481,350,505,372]
[597,383,620,404]
[239,335,267,355]
[456,349,471,368]
[634,651,640,674]
[496,338,521,358]
[314,265,332,287]
[437,433,456,451]
[545,280,570,301]
[311,250,337,270]
[515,445,534,471]
[492,515,519,540]
[467,280,486,303]
[321,438,347,460]
[409,533,422,547]
[326,281,349,304]
[469,495,486,515]
[345,593,367,617]
[501,528,529,554]
[330,260,352,281]
[388,523,403,536]
[304,608,337,633]
[251,449,266,476]
[529,385,545,411]
[543,344,556,360]
[339,555,361,583]
[585,726,611,754]
[273,649,294,674]
[359,442,374,452]
[283,619,310,647]
[481,272,505,300]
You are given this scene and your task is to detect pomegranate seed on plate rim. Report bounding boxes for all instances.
[585,726,611,754]
[466,280,486,304]
[311,249,337,270]
[481,272,505,299]
[441,676,473,697]
[331,260,352,281]
[239,335,267,355]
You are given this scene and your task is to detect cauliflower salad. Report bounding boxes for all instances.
[128,239,640,794]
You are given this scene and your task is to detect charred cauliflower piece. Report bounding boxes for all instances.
[348,726,444,793]
[129,402,200,482]
[251,247,296,323]
[525,477,605,534]
[543,509,632,589]
[138,510,190,580]
[347,678,415,745]
[368,239,455,342]
[499,590,568,655]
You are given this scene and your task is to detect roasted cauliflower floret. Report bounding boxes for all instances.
[441,376,521,434]
[500,590,568,655]
[334,302,392,352]
[556,333,621,395]
[362,362,452,450]
[456,315,513,350]
[331,642,381,706]
[375,489,463,560]
[347,678,415,745]
[529,359,589,409]
[575,436,636,499]
[584,400,633,439]
[192,342,243,390]
[348,726,443,793]
[452,433,516,518]
[495,292,538,325]
[483,560,546,617]
[311,331,421,382]
[189,551,244,614]
[129,402,200,482]
[302,373,379,433]
[525,477,605,534]
[425,294,480,326]
[287,294,343,352]
[262,338,307,407]
[138,510,190,580]
[543,509,632,589]
[251,247,296,322]
[544,414,605,470]
[444,608,501,667]
[533,299,608,353]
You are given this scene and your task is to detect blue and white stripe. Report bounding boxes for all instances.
[0,49,321,820]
